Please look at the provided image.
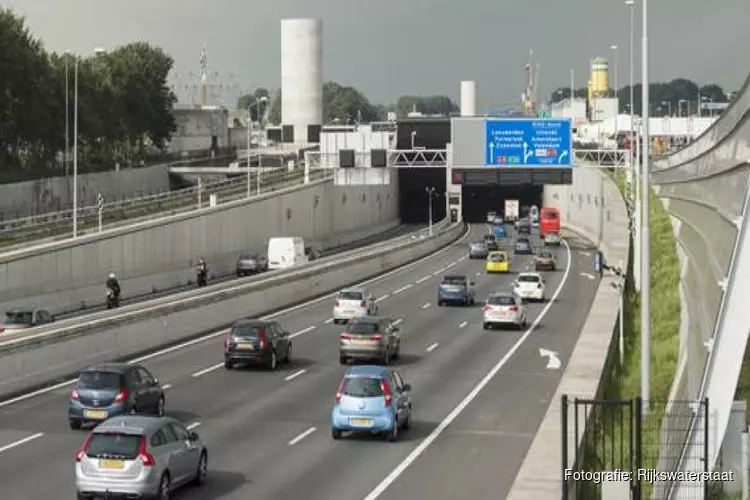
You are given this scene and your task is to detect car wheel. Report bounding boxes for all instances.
[386,423,399,442]
[224,361,234,370]
[155,396,165,417]
[402,411,412,430]
[332,428,342,440]
[194,451,208,486]
[437,300,443,307]
[482,322,489,330]
[339,356,348,365]
[268,350,278,371]
[69,420,82,430]
[157,473,171,500]
[393,344,401,360]
[284,344,292,363]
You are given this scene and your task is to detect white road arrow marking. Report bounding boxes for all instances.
[580,272,595,280]
[539,348,561,370]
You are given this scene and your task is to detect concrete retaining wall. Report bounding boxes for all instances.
[0,177,400,314]
[0,221,463,399]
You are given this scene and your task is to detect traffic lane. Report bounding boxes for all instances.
[363,245,597,500]
[0,224,471,428]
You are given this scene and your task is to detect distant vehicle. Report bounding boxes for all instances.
[223,319,292,371]
[516,218,531,235]
[333,288,378,324]
[468,241,489,259]
[543,231,561,246]
[331,365,412,442]
[236,252,269,276]
[339,316,401,365]
[267,237,308,270]
[483,234,499,251]
[0,307,53,333]
[493,223,507,238]
[504,199,520,222]
[529,205,540,227]
[492,215,504,225]
[534,250,557,271]
[540,207,561,238]
[305,246,321,261]
[514,237,533,255]
[437,275,476,306]
[482,293,527,330]
[513,272,546,302]
[68,363,165,430]
[485,251,510,273]
[75,415,208,499]
[486,211,497,223]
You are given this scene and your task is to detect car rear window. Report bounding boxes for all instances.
[233,324,264,338]
[543,211,559,220]
[78,371,122,390]
[342,377,384,397]
[489,253,506,262]
[339,291,363,301]
[516,241,530,248]
[518,275,540,283]
[239,253,257,259]
[87,433,142,459]
[441,277,466,285]
[488,295,515,306]
[471,242,485,248]
[3,311,33,325]
[484,235,496,241]
[346,322,379,334]
[540,252,553,258]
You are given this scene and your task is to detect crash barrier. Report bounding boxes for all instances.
[509,170,630,499]
[0,219,462,400]
[648,71,750,497]
[0,176,400,314]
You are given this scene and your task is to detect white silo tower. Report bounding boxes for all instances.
[281,19,323,143]
[460,81,476,116]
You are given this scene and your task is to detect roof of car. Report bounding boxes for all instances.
[345,365,390,378]
[233,319,272,327]
[442,274,466,280]
[518,272,542,278]
[94,415,177,435]
[340,287,366,293]
[83,362,130,374]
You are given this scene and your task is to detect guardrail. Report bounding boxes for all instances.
[0,218,464,399]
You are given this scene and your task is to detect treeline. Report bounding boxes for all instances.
[549,78,731,115]
[0,8,177,180]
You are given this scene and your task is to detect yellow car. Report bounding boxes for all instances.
[486,251,510,273]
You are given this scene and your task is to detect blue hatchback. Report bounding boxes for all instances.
[331,365,412,442]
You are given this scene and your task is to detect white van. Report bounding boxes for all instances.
[267,237,308,270]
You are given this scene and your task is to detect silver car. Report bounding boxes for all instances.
[75,415,207,499]
[236,252,268,276]
[0,307,54,334]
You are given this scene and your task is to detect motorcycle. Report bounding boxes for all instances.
[196,268,208,287]
[106,288,120,309]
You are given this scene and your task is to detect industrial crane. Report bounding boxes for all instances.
[522,50,540,116]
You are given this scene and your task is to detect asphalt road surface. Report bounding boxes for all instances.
[0,224,599,499]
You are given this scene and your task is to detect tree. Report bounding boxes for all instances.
[237,87,271,122]
[394,95,458,117]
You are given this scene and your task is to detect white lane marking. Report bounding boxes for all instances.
[0,225,472,409]
[0,432,44,454]
[392,284,412,295]
[375,294,390,303]
[324,318,334,324]
[580,251,591,257]
[449,260,458,266]
[191,363,224,378]
[426,342,439,353]
[476,272,481,276]
[421,303,430,309]
[458,321,468,329]
[415,275,431,284]
[393,318,404,326]
[581,272,595,280]
[362,239,572,500]
[445,262,456,269]
[288,426,317,446]
[284,369,307,382]
[289,326,316,339]
[458,256,467,262]
[162,384,173,390]
[186,422,201,430]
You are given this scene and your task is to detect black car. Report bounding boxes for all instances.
[516,218,531,235]
[514,237,533,255]
[468,241,489,259]
[224,319,292,371]
[68,362,165,429]
[483,234,499,251]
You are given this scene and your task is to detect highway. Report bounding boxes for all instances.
[0,225,599,499]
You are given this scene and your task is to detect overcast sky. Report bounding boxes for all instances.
[7,0,750,110]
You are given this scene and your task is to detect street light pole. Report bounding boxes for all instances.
[246,107,251,198]
[626,0,637,230]
[641,0,652,413]
[570,69,575,119]
[426,187,435,236]
[611,45,619,139]
[73,57,79,238]
[64,52,70,178]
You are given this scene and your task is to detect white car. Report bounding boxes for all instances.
[482,293,527,330]
[513,272,546,302]
[543,231,561,246]
[333,288,377,324]
[487,211,497,223]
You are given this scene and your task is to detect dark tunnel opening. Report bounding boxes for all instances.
[397,168,447,223]
[461,184,543,223]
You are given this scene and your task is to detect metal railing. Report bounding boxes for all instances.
[574,148,632,167]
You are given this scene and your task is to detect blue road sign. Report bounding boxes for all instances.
[484,118,572,167]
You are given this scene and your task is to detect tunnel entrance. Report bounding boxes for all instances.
[461,183,543,223]
[397,168,447,223]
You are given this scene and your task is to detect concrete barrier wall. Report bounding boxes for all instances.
[0,177,400,314]
[0,221,463,399]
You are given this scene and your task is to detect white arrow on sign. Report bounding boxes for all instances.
[523,142,533,163]
[539,348,561,370]
[557,150,569,164]
[580,272,595,280]
[489,142,495,163]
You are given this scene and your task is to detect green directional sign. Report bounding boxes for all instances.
[537,110,551,118]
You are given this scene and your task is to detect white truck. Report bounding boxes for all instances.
[504,199,520,222]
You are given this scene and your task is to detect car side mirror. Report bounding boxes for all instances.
[403,383,412,392]
[188,431,199,441]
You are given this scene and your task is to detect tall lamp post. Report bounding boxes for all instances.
[625,0,637,250]
[426,187,435,236]
[245,95,269,198]
[64,50,72,179]
[610,44,619,139]
[72,55,79,238]
[641,0,652,414]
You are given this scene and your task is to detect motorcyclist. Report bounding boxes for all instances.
[196,258,208,286]
[106,272,121,297]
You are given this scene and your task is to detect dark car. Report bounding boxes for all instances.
[224,319,292,371]
[483,234,499,251]
[305,246,321,261]
[468,241,489,259]
[68,363,165,430]
[0,307,54,333]
[437,275,476,306]
[236,252,268,276]
[514,237,533,255]
[339,316,401,365]
[516,218,531,235]
[534,250,557,271]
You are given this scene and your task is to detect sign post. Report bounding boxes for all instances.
[484,118,573,167]
[97,193,104,233]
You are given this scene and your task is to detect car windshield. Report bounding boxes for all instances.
[3,311,33,325]
[518,275,540,283]
[471,242,486,249]
[87,433,141,459]
[342,377,384,398]
[78,371,122,390]
[338,291,364,301]
[346,322,379,334]
[484,235,496,241]
[488,295,515,306]
[441,277,466,286]
[489,253,506,262]
[233,324,264,338]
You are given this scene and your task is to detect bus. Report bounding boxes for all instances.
[539,207,561,238]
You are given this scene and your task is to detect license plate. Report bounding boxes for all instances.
[236,344,254,350]
[99,459,125,469]
[344,309,355,314]
[350,418,372,426]
[84,409,108,419]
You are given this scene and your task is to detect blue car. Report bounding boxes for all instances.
[331,365,413,442]
[437,275,476,306]
[493,223,506,238]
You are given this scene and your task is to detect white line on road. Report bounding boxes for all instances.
[289,326,316,339]
[288,426,317,446]
[445,262,455,268]
[284,369,307,382]
[375,294,390,303]
[458,256,467,261]
[393,318,404,326]
[324,318,334,324]
[421,303,431,309]
[161,383,173,390]
[0,433,44,454]
[191,363,223,378]
[362,238,573,500]
[186,422,201,430]
[392,284,413,294]
[415,275,431,284]
[426,342,439,353]
[476,272,481,276]
[458,321,468,329]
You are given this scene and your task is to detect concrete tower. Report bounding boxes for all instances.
[460,81,476,116]
[281,19,323,143]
